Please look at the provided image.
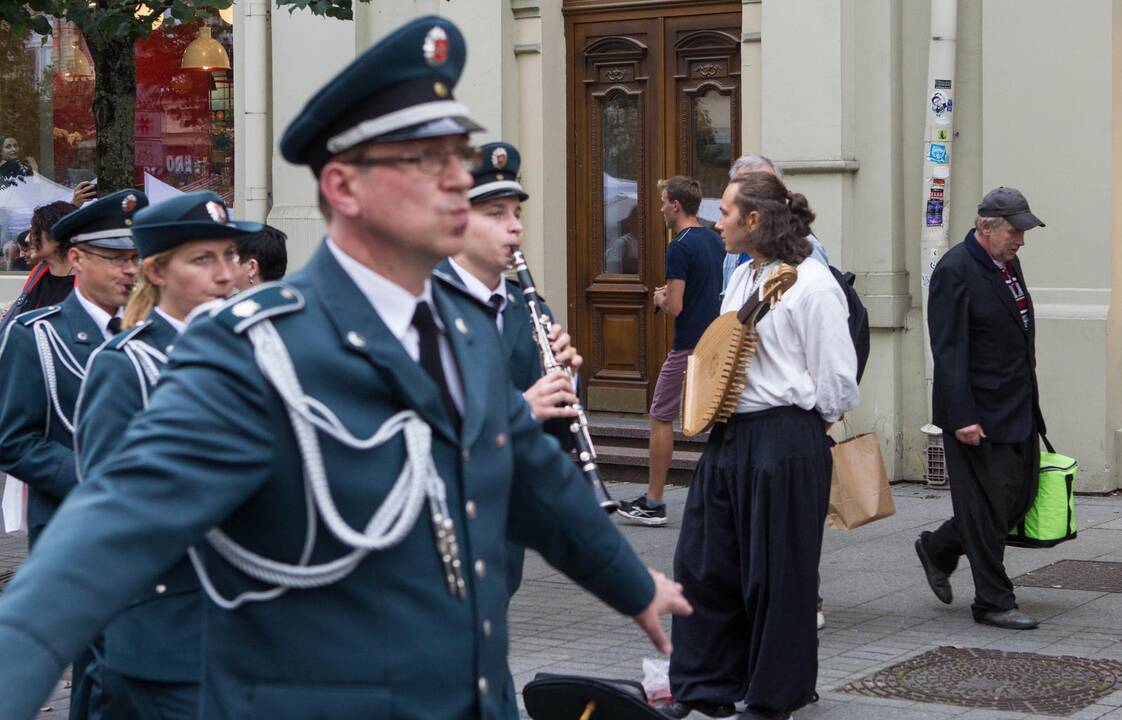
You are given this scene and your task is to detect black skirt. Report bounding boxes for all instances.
[669,406,831,715]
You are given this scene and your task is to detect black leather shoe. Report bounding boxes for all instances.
[977,608,1039,630]
[915,532,953,604]
[658,700,736,718]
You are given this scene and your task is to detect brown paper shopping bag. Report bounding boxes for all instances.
[827,432,895,530]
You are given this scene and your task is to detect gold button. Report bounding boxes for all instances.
[482,619,492,638]
[495,433,507,448]
[478,677,489,695]
[465,500,478,519]
[462,448,471,462]
[474,559,486,578]
[155,584,167,594]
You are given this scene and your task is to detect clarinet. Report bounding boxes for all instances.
[510,250,618,514]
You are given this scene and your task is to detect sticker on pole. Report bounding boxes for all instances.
[935,128,950,142]
[934,79,952,89]
[930,92,953,125]
[928,144,949,164]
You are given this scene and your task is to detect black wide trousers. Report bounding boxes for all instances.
[669,407,830,716]
[926,431,1039,619]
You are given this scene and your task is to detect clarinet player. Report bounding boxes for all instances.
[436,141,582,597]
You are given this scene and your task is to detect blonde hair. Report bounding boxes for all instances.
[123,249,175,329]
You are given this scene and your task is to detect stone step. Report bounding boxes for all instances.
[586,415,709,453]
[591,444,700,487]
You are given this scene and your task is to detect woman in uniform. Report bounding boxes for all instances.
[74,191,257,719]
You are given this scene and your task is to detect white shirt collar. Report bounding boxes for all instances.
[448,258,506,312]
[153,306,187,335]
[73,287,122,340]
[326,237,443,340]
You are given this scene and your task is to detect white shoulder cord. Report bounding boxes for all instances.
[33,321,88,434]
[189,319,462,610]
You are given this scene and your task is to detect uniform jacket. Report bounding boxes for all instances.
[929,229,1045,444]
[0,291,104,538]
[74,310,202,683]
[434,259,573,448]
[0,241,654,720]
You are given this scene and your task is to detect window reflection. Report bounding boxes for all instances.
[692,89,732,228]
[601,94,639,275]
[0,15,234,271]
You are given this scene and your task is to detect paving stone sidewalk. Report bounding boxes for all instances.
[7,481,1122,718]
[510,482,1122,719]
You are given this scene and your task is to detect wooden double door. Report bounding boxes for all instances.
[565,2,742,414]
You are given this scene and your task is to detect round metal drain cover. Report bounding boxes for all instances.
[839,646,1122,715]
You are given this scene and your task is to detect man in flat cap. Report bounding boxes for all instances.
[916,186,1047,630]
[0,189,145,720]
[0,16,689,720]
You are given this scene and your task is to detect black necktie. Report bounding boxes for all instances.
[412,302,461,432]
[488,293,504,314]
[107,317,122,335]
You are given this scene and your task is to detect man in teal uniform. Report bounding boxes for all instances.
[0,16,689,720]
[437,140,580,597]
[0,189,146,720]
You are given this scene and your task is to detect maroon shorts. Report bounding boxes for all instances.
[649,349,690,422]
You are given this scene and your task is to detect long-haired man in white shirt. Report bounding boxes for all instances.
[660,171,858,720]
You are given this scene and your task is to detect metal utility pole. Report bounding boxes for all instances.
[921,0,958,422]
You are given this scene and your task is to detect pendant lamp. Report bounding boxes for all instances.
[181,26,230,71]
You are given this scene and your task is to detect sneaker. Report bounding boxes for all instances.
[816,611,825,630]
[616,495,668,526]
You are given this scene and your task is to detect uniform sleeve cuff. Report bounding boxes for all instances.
[577,538,655,617]
[0,623,66,719]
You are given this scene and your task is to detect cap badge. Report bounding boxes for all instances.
[206,201,229,224]
[121,194,138,214]
[433,81,448,98]
[423,26,449,67]
[232,299,261,318]
[495,173,504,181]
[491,147,508,170]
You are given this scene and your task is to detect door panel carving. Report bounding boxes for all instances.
[567,5,741,413]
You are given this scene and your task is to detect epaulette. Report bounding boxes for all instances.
[432,269,491,312]
[212,282,305,334]
[503,277,525,306]
[15,305,60,326]
[103,320,151,351]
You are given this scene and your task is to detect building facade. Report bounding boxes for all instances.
[3,0,1121,491]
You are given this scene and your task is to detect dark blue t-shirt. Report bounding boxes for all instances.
[665,225,724,350]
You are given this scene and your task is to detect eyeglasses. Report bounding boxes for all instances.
[81,248,139,268]
[345,145,483,176]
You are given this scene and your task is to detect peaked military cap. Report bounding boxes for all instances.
[469,142,528,204]
[131,191,262,258]
[523,673,664,719]
[51,189,146,250]
[279,15,483,173]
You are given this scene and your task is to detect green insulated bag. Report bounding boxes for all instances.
[1006,435,1077,548]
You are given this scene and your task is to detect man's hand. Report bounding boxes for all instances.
[653,285,667,312]
[546,323,582,372]
[70,181,96,206]
[955,423,986,446]
[523,369,579,420]
[633,569,693,655]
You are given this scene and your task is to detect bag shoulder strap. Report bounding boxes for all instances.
[1040,433,1055,454]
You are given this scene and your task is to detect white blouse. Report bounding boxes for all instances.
[721,257,859,422]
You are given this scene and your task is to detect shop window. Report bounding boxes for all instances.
[0,14,234,272]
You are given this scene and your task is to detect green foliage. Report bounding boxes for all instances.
[275,0,354,21]
[1,1,236,43]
